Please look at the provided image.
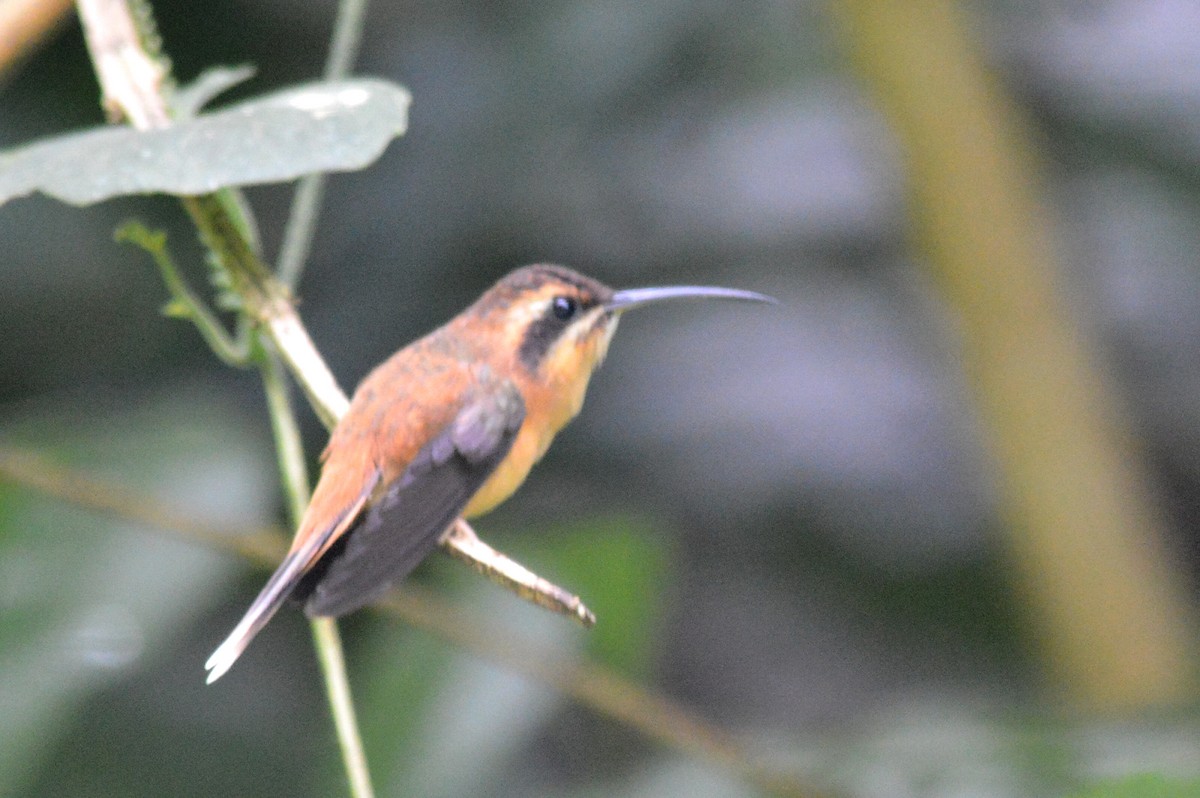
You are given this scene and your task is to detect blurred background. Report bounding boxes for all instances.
[2,1,1200,796]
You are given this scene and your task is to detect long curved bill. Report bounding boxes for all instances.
[606,285,777,313]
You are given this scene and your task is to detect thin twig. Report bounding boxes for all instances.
[260,348,375,798]
[443,519,595,627]
[321,0,368,81]
[275,159,326,289]
[277,0,370,288]
[376,589,820,798]
[115,221,251,366]
[0,446,285,564]
[257,293,349,428]
[258,345,313,519]
[311,618,375,798]
[0,446,824,798]
[76,0,169,126]
[74,2,373,794]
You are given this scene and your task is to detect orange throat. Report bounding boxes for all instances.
[463,312,617,518]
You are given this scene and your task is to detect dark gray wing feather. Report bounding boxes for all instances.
[303,381,524,617]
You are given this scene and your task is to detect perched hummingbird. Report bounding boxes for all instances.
[205,264,773,682]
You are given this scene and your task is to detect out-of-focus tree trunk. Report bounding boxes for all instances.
[831,0,1196,710]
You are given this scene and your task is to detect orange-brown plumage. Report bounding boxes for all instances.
[292,338,478,562]
[205,264,772,682]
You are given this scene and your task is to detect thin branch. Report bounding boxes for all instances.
[115,221,251,366]
[0,446,285,565]
[76,0,169,126]
[0,447,825,798]
[311,618,375,798]
[321,0,368,81]
[257,293,349,428]
[443,519,595,628]
[75,2,372,794]
[277,0,370,288]
[260,347,375,798]
[258,345,313,519]
[275,161,327,289]
[376,589,819,798]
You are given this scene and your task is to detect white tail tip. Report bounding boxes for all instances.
[204,631,251,684]
[202,548,316,684]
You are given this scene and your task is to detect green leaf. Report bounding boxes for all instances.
[0,78,411,207]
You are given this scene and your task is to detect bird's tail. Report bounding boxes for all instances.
[205,469,379,683]
[204,551,310,683]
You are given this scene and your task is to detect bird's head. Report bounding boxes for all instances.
[468,264,774,390]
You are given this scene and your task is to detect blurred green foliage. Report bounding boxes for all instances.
[1070,774,1200,798]
[0,395,273,796]
[497,516,668,678]
[3,0,1200,796]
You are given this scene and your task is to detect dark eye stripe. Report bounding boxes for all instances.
[518,294,595,370]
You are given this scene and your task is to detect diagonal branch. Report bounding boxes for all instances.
[0,445,822,798]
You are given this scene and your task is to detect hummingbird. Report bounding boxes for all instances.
[205,264,773,682]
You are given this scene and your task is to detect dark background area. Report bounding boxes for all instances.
[2,2,1200,796]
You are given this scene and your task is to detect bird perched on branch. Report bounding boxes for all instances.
[205,264,773,682]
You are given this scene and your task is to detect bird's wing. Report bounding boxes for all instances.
[302,379,526,617]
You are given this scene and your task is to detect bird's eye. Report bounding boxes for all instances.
[552,295,578,320]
